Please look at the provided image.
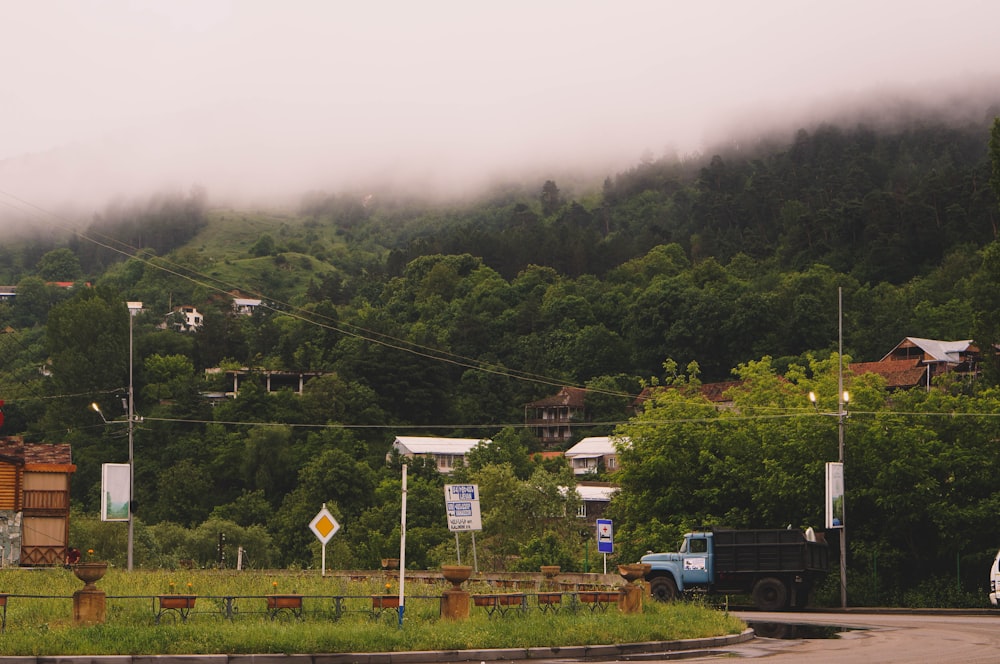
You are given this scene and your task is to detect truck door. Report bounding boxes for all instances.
[682,534,712,585]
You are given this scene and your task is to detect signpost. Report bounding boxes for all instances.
[444,484,481,571]
[309,503,340,576]
[596,518,613,574]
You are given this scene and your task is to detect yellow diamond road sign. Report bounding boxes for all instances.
[309,507,340,544]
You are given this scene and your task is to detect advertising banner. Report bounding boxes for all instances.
[101,463,130,521]
[826,462,844,528]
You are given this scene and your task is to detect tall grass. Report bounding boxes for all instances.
[0,568,744,656]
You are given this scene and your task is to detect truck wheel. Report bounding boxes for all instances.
[752,577,788,611]
[649,576,678,602]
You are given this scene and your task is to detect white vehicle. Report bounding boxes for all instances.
[990,550,1000,606]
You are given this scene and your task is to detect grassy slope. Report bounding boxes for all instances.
[181,208,343,302]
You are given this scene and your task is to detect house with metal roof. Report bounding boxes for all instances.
[850,337,980,390]
[232,297,262,316]
[564,436,627,476]
[387,436,490,474]
[573,482,619,522]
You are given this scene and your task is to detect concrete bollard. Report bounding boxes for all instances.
[440,589,471,620]
[73,588,106,625]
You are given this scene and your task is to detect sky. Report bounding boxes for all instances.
[2,0,1000,211]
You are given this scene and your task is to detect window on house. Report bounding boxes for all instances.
[577,503,587,518]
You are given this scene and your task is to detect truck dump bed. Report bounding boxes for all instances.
[712,528,829,574]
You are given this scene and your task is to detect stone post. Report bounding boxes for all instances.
[73,588,106,625]
[618,584,643,613]
[440,588,471,620]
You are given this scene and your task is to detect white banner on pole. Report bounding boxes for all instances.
[826,462,844,528]
[101,463,130,521]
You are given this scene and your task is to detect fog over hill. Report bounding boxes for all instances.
[2,1,1000,224]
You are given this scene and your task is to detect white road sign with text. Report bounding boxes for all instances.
[444,483,482,531]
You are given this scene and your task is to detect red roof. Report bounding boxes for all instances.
[25,443,73,466]
[849,359,928,389]
[526,386,587,408]
[0,436,74,467]
[633,381,741,407]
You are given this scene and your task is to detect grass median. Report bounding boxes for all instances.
[0,567,745,656]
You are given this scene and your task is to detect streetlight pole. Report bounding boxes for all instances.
[126,301,142,571]
[836,287,847,609]
[808,287,849,609]
[837,286,847,608]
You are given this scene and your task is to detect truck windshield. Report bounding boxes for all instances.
[678,538,688,553]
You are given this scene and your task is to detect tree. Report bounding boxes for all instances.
[465,427,532,479]
[37,248,82,281]
[145,459,213,526]
[540,180,562,216]
[989,116,1000,212]
[972,242,1000,384]
[270,447,378,566]
[250,233,276,257]
[142,353,195,402]
[11,276,52,326]
[460,463,579,571]
[43,291,129,431]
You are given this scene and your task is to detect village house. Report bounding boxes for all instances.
[232,297,262,316]
[563,436,626,475]
[850,337,980,390]
[524,386,587,447]
[387,436,489,474]
[162,305,203,332]
[573,482,618,523]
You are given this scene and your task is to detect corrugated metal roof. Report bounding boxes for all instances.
[575,484,618,502]
[565,436,628,457]
[882,337,974,364]
[561,483,619,502]
[392,436,488,455]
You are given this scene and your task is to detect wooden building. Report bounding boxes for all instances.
[524,386,588,447]
[0,437,75,566]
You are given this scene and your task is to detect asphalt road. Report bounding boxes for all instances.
[661,610,1000,663]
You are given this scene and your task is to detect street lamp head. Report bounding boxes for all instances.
[126,301,143,314]
[842,391,850,404]
[90,402,108,423]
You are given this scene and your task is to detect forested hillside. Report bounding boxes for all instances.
[1,107,1000,606]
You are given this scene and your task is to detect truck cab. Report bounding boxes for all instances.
[640,531,715,600]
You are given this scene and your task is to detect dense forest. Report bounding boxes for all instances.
[1,107,1000,606]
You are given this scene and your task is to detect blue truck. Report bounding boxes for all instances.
[640,528,830,610]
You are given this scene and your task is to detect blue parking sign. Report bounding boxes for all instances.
[596,518,613,554]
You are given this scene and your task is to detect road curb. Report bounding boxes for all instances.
[0,629,755,664]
